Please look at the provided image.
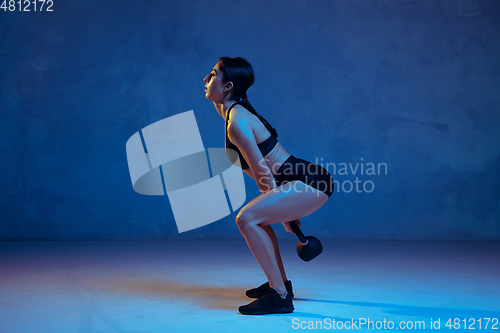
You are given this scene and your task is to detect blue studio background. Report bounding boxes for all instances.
[0,1,499,241]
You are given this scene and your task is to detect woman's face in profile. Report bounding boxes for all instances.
[204,63,226,102]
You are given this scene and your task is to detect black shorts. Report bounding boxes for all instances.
[273,155,334,198]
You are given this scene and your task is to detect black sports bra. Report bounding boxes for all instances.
[225,102,278,170]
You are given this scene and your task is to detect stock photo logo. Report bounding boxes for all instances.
[125,111,246,233]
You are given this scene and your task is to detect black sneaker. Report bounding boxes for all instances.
[239,288,294,315]
[246,280,294,298]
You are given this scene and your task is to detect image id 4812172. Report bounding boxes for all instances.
[1,0,54,11]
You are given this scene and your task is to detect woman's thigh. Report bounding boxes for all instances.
[236,181,329,228]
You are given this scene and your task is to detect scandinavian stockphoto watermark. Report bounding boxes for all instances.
[126,111,387,232]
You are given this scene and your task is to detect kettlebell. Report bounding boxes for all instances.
[289,220,323,262]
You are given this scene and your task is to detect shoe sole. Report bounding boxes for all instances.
[239,306,294,315]
[247,292,294,299]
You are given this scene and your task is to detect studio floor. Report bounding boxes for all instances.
[0,239,499,332]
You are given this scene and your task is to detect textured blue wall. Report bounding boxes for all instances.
[1,1,499,240]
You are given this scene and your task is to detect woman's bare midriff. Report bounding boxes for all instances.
[243,141,291,180]
[263,141,291,176]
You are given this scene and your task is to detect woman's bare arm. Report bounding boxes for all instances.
[227,121,276,193]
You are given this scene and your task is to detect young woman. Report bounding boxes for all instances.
[204,57,334,315]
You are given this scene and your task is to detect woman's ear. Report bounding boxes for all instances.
[224,81,233,93]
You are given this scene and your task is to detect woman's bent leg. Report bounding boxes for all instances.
[263,224,288,283]
[236,181,329,297]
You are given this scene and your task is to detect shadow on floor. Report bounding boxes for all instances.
[117,279,500,322]
[294,298,500,320]
[118,280,249,311]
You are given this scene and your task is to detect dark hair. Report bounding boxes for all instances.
[218,57,278,139]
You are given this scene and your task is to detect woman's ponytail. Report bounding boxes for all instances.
[239,98,278,139]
